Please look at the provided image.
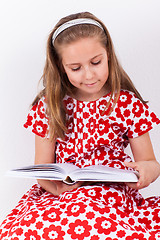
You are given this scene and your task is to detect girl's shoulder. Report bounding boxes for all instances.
[119,89,138,100]
[24,96,49,138]
[117,90,146,108]
[115,90,160,138]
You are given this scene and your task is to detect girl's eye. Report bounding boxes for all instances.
[92,60,101,65]
[71,66,81,71]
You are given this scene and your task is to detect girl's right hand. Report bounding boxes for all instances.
[52,180,85,196]
[37,179,85,196]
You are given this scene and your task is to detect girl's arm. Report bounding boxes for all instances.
[125,132,160,189]
[35,135,83,195]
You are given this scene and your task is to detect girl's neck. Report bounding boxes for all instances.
[70,87,110,102]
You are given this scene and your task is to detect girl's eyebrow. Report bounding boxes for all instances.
[65,54,103,66]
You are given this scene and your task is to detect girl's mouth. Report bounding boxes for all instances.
[85,82,97,87]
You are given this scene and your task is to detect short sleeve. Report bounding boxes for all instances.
[126,92,160,138]
[23,96,49,138]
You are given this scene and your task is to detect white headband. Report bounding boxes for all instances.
[52,18,104,45]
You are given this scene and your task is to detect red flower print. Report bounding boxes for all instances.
[37,100,46,119]
[85,137,95,150]
[126,118,133,126]
[61,191,79,203]
[34,112,37,119]
[97,138,109,146]
[42,207,62,222]
[134,211,140,217]
[0,231,8,239]
[118,91,132,108]
[109,213,117,221]
[144,210,150,216]
[111,123,127,137]
[64,97,74,115]
[82,187,102,200]
[32,103,38,111]
[33,120,48,137]
[103,191,123,207]
[123,109,131,117]
[115,209,126,218]
[42,225,65,240]
[21,210,39,227]
[90,236,99,240]
[94,216,117,235]
[107,159,125,169]
[118,221,134,230]
[9,223,23,237]
[65,202,86,217]
[108,132,115,140]
[145,109,149,117]
[77,117,84,133]
[134,118,152,135]
[86,117,96,134]
[61,218,68,226]
[86,211,95,219]
[89,201,110,214]
[98,99,108,115]
[95,147,107,162]
[138,217,152,229]
[128,218,135,226]
[65,138,75,155]
[66,117,74,133]
[98,119,110,136]
[151,112,160,123]
[77,101,85,112]
[36,221,43,229]
[105,238,118,240]
[125,232,146,240]
[132,100,144,117]
[149,231,160,240]
[153,209,160,223]
[24,114,33,127]
[117,230,126,238]
[67,219,92,240]
[115,107,125,121]
[87,101,96,114]
[135,225,148,232]
[83,132,88,139]
[24,229,41,240]
[35,197,55,211]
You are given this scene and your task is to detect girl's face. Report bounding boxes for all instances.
[61,37,109,101]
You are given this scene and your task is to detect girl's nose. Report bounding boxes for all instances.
[85,67,94,80]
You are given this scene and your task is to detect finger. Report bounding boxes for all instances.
[124,161,138,170]
[125,182,139,189]
[137,174,146,189]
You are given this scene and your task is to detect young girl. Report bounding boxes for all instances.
[1,11,160,240]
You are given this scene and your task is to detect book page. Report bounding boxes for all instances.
[69,165,138,183]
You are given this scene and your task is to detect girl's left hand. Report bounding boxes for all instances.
[124,160,160,190]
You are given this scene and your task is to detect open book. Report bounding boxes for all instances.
[7,163,139,185]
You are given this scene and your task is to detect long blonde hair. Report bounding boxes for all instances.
[33,11,147,140]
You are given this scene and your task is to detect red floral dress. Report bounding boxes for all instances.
[1,90,160,240]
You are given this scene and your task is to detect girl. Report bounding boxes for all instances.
[1,11,160,240]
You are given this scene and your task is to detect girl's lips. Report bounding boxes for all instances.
[85,82,97,87]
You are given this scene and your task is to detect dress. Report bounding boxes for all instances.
[0,90,160,240]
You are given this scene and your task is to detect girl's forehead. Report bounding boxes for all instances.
[60,37,107,63]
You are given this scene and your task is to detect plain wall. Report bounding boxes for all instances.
[0,0,160,223]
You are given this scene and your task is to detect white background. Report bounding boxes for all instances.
[0,0,160,223]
